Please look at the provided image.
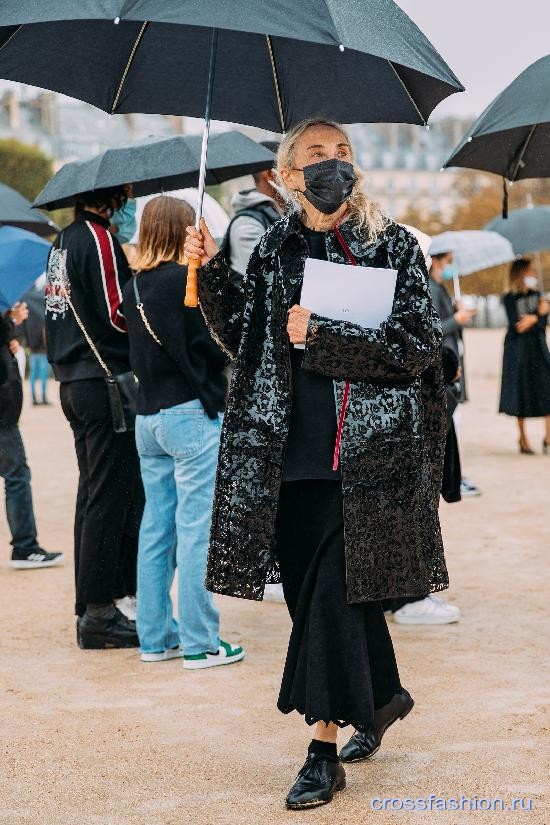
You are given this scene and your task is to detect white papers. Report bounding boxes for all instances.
[299,257,397,332]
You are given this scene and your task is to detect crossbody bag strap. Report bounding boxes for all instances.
[330,220,356,471]
[133,274,162,347]
[58,229,113,379]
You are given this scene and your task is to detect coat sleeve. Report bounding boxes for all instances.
[429,280,460,336]
[79,222,130,333]
[198,252,247,359]
[228,215,265,280]
[301,239,442,382]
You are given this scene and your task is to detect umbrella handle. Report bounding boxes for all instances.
[184,257,200,307]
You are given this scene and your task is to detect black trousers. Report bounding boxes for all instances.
[275,480,401,731]
[60,378,144,616]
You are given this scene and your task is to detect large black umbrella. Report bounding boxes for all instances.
[0,182,58,237]
[445,56,550,215]
[0,1,463,302]
[485,206,550,255]
[33,132,276,211]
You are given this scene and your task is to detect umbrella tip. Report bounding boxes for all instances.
[114,16,120,24]
[439,167,444,173]
[338,44,345,52]
[467,136,473,143]
[425,124,430,132]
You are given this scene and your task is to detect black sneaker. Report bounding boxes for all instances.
[78,608,139,650]
[11,549,65,569]
[286,754,346,810]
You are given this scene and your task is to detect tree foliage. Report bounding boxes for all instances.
[0,138,53,201]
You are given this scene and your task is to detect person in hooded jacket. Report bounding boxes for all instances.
[185,119,448,811]
[45,186,143,650]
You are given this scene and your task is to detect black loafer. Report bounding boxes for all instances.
[78,608,139,649]
[286,754,346,810]
[339,688,414,763]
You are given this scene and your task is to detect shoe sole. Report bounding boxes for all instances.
[183,649,245,670]
[286,782,346,809]
[392,614,460,625]
[79,635,139,650]
[10,557,64,569]
[141,651,183,662]
[340,700,415,763]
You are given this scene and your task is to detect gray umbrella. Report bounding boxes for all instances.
[485,206,550,255]
[444,56,550,215]
[0,182,58,236]
[33,132,276,211]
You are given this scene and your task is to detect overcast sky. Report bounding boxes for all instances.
[397,0,550,120]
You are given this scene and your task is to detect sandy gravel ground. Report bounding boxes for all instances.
[0,328,548,825]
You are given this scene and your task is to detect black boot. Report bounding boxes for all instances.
[78,607,139,649]
[286,754,346,810]
[339,689,414,763]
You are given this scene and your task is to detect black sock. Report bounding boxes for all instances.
[308,739,338,760]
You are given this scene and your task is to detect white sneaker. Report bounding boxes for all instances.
[140,647,184,663]
[460,478,481,497]
[263,583,286,603]
[115,595,136,621]
[183,640,245,670]
[392,595,461,625]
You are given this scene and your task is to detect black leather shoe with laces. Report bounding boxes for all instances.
[286,754,346,810]
[78,608,139,649]
[339,689,414,763]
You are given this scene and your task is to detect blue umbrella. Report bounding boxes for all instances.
[0,225,51,311]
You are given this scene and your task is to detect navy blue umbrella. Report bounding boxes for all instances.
[33,131,276,211]
[0,225,51,311]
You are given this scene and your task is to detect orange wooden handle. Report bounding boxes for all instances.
[184,257,200,307]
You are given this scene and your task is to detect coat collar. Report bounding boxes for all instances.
[258,207,390,260]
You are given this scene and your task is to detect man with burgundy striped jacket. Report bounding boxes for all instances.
[46,186,143,649]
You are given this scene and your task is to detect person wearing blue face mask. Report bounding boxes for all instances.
[428,250,480,505]
[110,184,137,245]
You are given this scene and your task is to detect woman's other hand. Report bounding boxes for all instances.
[538,297,549,315]
[287,305,312,345]
[454,308,477,326]
[515,313,538,333]
[184,217,219,267]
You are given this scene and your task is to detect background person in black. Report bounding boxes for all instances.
[499,258,550,453]
[45,186,143,649]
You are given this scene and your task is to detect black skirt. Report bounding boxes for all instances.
[275,480,401,731]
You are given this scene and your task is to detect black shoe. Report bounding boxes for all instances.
[339,689,414,763]
[78,608,139,649]
[286,754,346,810]
[10,549,65,569]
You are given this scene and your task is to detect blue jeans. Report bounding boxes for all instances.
[0,424,40,556]
[29,353,50,402]
[135,400,221,655]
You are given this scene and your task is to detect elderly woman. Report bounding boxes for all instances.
[185,119,448,810]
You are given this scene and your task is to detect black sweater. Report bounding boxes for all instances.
[122,262,227,417]
[45,211,132,382]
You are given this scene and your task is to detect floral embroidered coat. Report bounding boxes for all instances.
[199,211,448,603]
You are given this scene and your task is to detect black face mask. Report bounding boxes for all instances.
[297,158,357,214]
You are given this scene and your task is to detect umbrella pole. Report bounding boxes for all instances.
[184,28,218,307]
[453,271,462,302]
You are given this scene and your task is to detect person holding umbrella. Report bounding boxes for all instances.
[185,119,448,810]
[499,258,550,453]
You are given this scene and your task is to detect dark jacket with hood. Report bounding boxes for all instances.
[199,211,448,604]
[45,210,131,382]
[0,316,22,427]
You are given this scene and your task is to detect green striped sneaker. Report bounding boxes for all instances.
[183,640,245,670]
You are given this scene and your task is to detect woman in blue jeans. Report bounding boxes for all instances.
[122,195,244,669]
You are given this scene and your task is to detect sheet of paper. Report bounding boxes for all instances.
[297,258,397,346]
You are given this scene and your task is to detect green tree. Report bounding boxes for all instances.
[0,138,53,201]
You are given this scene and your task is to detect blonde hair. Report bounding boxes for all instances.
[133,195,195,271]
[276,119,388,243]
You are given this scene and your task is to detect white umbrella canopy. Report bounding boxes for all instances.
[131,188,230,246]
[429,230,515,276]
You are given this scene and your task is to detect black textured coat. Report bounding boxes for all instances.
[199,211,448,603]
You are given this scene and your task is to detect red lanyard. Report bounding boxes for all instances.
[330,223,355,471]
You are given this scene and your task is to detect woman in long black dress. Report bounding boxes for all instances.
[499,258,550,453]
[184,119,447,810]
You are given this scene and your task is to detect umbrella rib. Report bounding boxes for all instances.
[110,21,149,114]
[265,35,286,133]
[508,124,537,182]
[0,24,22,53]
[386,60,426,126]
